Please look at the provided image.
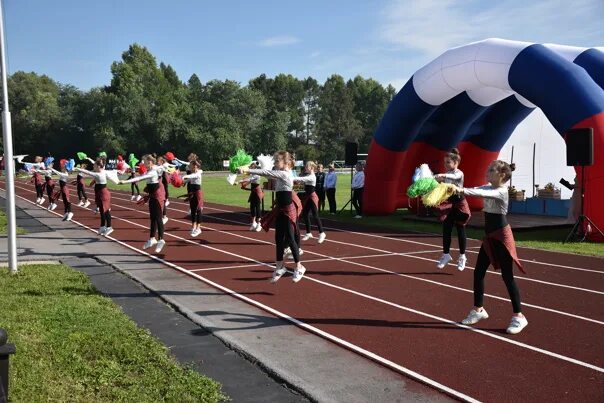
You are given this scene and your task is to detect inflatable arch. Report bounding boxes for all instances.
[364,38,604,239]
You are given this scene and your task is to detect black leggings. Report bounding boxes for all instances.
[326,188,336,213]
[77,184,87,201]
[100,210,112,228]
[250,196,261,220]
[149,198,164,239]
[46,184,54,199]
[275,213,299,263]
[190,199,202,224]
[131,183,140,196]
[443,210,467,254]
[352,188,363,215]
[36,184,43,198]
[60,183,71,213]
[474,242,522,313]
[303,199,323,233]
[317,189,326,211]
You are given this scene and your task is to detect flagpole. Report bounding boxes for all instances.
[0,0,18,273]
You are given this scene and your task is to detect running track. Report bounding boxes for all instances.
[4,179,604,402]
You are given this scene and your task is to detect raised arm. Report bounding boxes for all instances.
[462,185,506,200]
[74,167,99,180]
[247,168,289,181]
[121,170,156,184]
[292,175,315,184]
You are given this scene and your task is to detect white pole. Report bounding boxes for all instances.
[0,0,18,273]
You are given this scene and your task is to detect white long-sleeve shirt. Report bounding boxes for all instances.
[75,168,108,184]
[440,169,464,187]
[463,185,509,214]
[37,169,53,179]
[293,172,316,186]
[122,169,160,185]
[182,170,203,186]
[352,171,365,189]
[325,172,337,189]
[50,168,69,182]
[248,169,293,192]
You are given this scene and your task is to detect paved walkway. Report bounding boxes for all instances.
[1,191,448,403]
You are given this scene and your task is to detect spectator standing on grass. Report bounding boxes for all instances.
[325,164,338,214]
[351,162,365,218]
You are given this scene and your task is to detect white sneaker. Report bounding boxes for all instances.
[77,200,84,206]
[155,239,166,253]
[302,233,313,241]
[62,213,69,221]
[506,315,528,335]
[191,228,202,237]
[130,195,136,201]
[165,200,170,207]
[270,262,287,283]
[135,195,142,202]
[50,203,57,211]
[292,264,306,283]
[249,223,257,231]
[461,309,489,325]
[94,207,99,214]
[103,227,114,237]
[354,215,362,219]
[436,253,452,269]
[162,216,169,224]
[97,226,106,235]
[66,212,74,221]
[143,238,158,250]
[83,200,91,208]
[318,232,326,244]
[255,223,262,232]
[457,254,467,271]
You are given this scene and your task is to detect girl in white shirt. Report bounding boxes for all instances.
[351,162,365,218]
[50,165,74,221]
[293,161,326,243]
[182,160,204,237]
[456,161,528,335]
[74,158,114,236]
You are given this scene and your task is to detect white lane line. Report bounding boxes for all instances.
[10,184,604,324]
[11,191,604,376]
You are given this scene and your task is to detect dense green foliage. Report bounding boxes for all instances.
[3,44,395,169]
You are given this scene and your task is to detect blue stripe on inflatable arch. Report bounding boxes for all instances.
[574,48,604,90]
[463,96,533,151]
[415,92,488,150]
[373,79,435,151]
[509,44,604,133]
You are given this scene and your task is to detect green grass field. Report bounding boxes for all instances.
[0,264,226,402]
[106,172,604,257]
[0,208,27,236]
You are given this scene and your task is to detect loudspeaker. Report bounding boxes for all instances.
[565,128,593,167]
[344,142,358,166]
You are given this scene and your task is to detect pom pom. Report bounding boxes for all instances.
[77,152,88,161]
[407,177,438,198]
[169,172,184,188]
[164,151,175,161]
[129,153,139,168]
[137,163,147,175]
[44,156,54,167]
[117,154,124,161]
[422,183,457,207]
[60,159,67,168]
[228,149,253,174]
[116,160,128,173]
[98,151,107,158]
[65,159,75,171]
[226,173,238,186]
[256,154,274,170]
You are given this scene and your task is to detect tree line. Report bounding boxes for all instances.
[2,44,395,169]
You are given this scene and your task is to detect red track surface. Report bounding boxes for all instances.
[5,180,604,402]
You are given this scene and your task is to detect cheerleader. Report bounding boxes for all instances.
[434,148,471,271]
[50,166,74,221]
[182,160,203,237]
[240,162,264,232]
[119,154,166,253]
[37,167,58,211]
[239,151,306,283]
[293,161,326,243]
[155,156,176,223]
[74,158,114,236]
[74,163,91,208]
[455,161,528,335]
[128,168,142,201]
[184,153,198,216]
[31,169,44,204]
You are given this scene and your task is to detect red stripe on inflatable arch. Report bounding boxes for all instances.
[363,140,407,214]
[572,112,604,242]
[456,142,500,211]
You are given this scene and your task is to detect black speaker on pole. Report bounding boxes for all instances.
[344,142,358,166]
[565,128,593,166]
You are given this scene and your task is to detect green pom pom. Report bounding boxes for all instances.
[98,151,107,158]
[77,152,88,160]
[229,149,253,173]
[129,153,139,168]
[407,177,438,198]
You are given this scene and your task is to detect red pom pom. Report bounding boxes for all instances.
[137,163,147,174]
[60,159,67,167]
[117,154,124,161]
[170,172,184,188]
[164,151,175,161]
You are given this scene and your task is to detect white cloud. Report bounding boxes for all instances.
[257,35,300,47]
[309,51,321,58]
[378,0,604,57]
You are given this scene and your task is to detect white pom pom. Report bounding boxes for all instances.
[418,163,433,179]
[226,173,238,186]
[256,154,274,170]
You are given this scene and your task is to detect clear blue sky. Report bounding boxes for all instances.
[4,0,603,91]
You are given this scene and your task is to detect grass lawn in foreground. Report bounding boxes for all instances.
[0,264,226,402]
[0,208,27,236]
[109,173,603,257]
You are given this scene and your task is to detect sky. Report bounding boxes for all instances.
[4,0,604,91]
